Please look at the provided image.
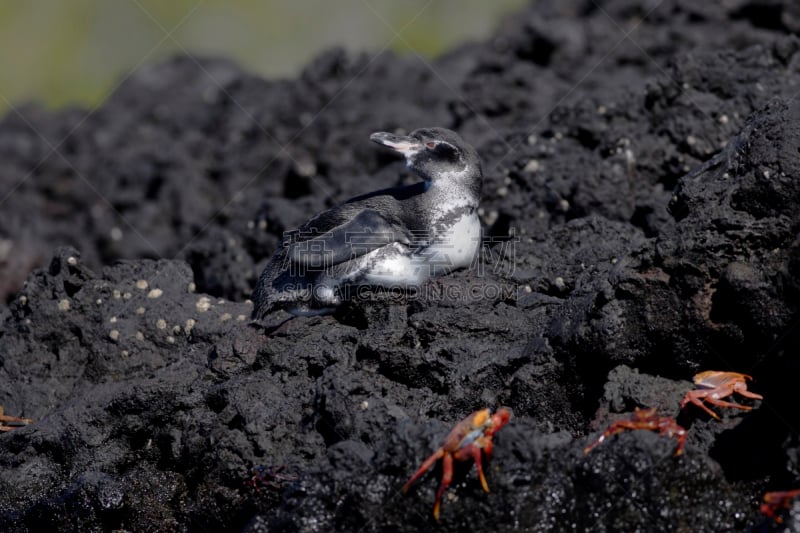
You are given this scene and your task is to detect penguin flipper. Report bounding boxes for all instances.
[286,209,409,267]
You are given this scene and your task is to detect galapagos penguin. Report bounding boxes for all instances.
[252,127,483,319]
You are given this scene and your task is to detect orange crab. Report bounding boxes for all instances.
[0,405,32,432]
[584,407,687,456]
[680,371,763,420]
[402,407,511,521]
[760,489,800,524]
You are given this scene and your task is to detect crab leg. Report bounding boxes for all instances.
[433,453,454,521]
[704,398,753,411]
[402,449,444,493]
[584,431,614,454]
[761,489,800,523]
[685,397,721,419]
[468,445,490,493]
[0,407,32,430]
[584,422,639,454]
[481,437,494,458]
[734,389,763,400]
[659,427,687,456]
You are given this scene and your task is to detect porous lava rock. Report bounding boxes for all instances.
[1,0,800,531]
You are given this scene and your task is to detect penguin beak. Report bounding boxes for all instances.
[370,132,423,156]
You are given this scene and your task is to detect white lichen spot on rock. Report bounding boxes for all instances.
[58,299,70,311]
[187,282,196,293]
[123,292,132,299]
[172,325,181,335]
[237,314,247,321]
[524,159,540,173]
[624,149,635,165]
[96,298,102,305]
[196,297,212,312]
[136,280,149,290]
[135,331,145,341]
[67,256,77,266]
[121,350,129,357]
[166,336,175,344]
[0,239,11,258]
[113,290,121,299]
[294,159,317,178]
[135,307,145,315]
[360,401,369,410]
[147,288,163,299]
[483,210,499,226]
[109,316,117,323]
[156,319,167,330]
[244,299,253,306]
[19,295,27,305]
[554,277,566,291]
[109,330,120,342]
[185,319,196,334]
[220,313,232,322]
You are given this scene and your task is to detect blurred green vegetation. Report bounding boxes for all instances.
[0,0,526,111]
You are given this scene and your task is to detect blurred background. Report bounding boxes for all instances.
[0,0,526,111]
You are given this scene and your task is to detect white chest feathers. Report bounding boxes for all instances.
[357,210,480,287]
[423,210,481,274]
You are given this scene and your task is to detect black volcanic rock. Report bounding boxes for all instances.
[1,0,800,531]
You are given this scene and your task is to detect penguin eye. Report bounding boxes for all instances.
[425,142,436,149]
[432,142,459,161]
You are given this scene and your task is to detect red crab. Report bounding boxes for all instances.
[584,407,687,456]
[403,407,511,520]
[760,489,800,524]
[680,371,763,419]
[0,405,31,432]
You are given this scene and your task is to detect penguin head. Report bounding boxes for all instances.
[370,127,482,186]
